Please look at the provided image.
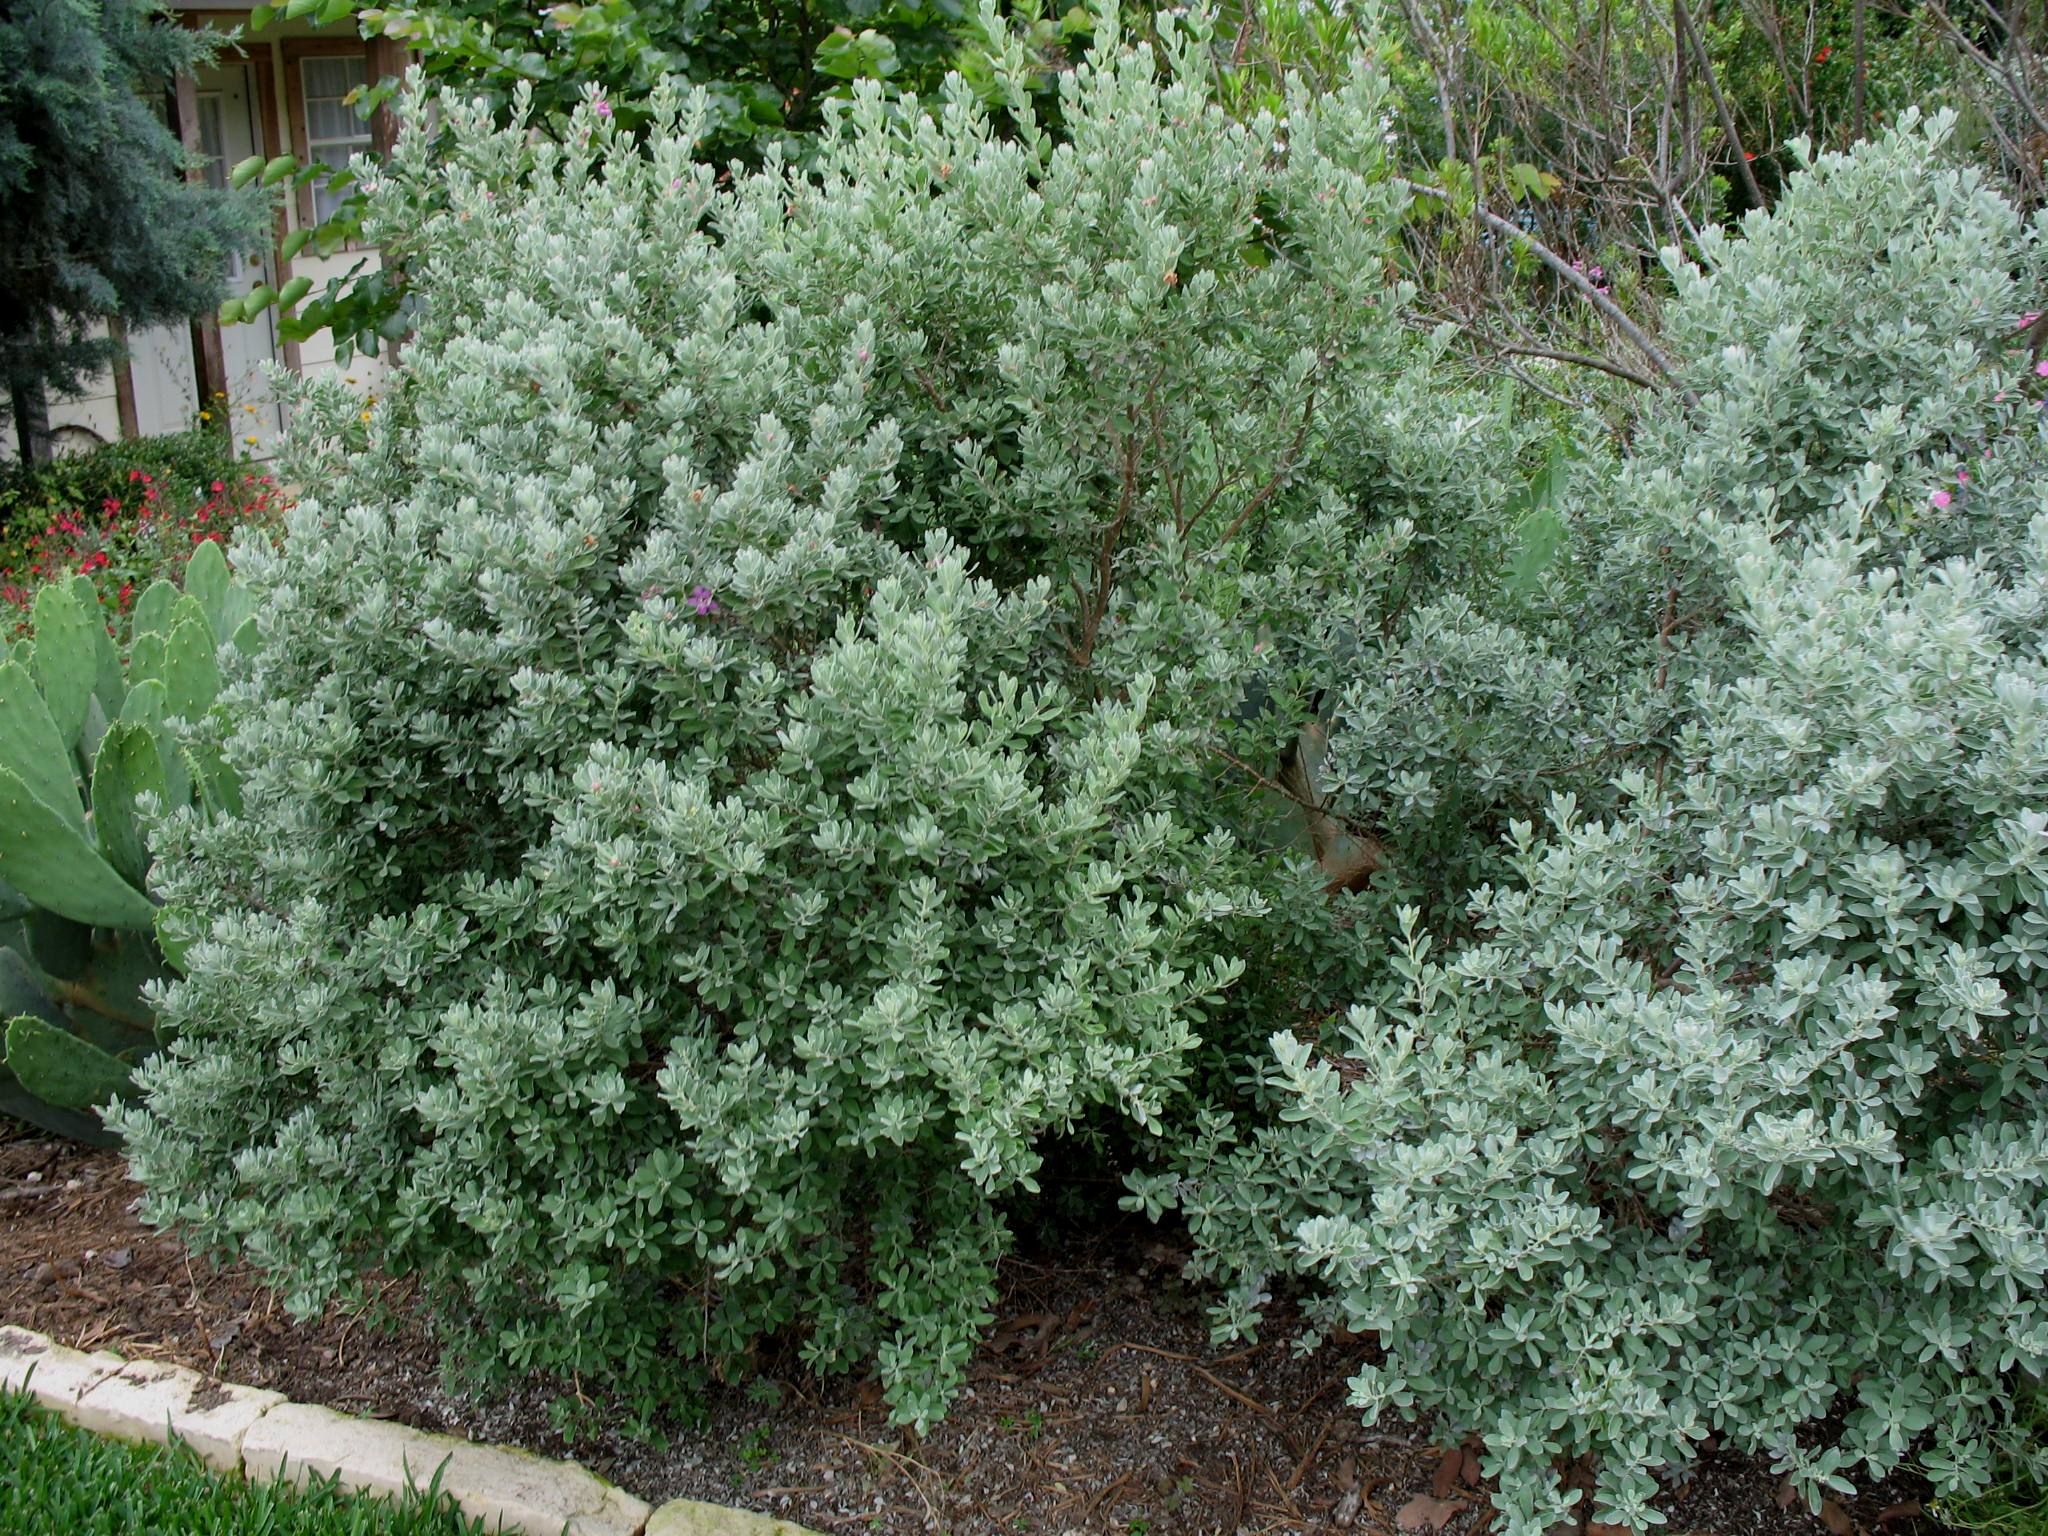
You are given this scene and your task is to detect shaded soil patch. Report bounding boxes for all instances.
[0,1131,1945,1536]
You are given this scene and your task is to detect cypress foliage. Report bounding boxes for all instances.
[0,0,259,459]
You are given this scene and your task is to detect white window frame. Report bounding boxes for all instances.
[298,54,373,226]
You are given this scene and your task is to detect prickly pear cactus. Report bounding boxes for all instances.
[0,545,252,1142]
[0,916,165,1146]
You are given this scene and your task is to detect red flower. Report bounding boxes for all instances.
[1815,44,1831,60]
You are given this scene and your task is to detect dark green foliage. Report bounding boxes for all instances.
[352,0,1042,153]
[0,1386,491,1536]
[0,431,234,544]
[0,0,261,459]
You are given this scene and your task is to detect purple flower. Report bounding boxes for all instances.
[593,98,613,119]
[689,585,719,616]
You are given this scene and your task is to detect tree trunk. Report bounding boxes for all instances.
[10,380,51,466]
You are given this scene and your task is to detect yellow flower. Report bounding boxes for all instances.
[360,411,372,422]
[198,411,211,422]
[243,435,259,445]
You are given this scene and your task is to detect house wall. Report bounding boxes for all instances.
[4,6,393,465]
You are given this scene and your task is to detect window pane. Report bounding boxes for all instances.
[305,97,360,144]
[313,179,352,225]
[309,143,360,224]
[301,53,372,227]
[196,95,227,192]
[301,55,365,103]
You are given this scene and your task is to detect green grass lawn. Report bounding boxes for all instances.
[0,1386,489,1535]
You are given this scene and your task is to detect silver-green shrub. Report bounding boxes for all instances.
[1137,116,2048,1530]
[1305,111,2048,934]
[111,10,1519,1429]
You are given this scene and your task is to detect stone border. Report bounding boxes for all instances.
[0,1324,817,1536]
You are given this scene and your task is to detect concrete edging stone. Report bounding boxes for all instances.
[644,1500,824,1536]
[0,1323,818,1536]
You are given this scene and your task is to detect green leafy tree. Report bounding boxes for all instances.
[348,0,1039,147]
[0,0,261,462]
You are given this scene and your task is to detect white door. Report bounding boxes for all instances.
[125,321,199,441]
[194,66,286,458]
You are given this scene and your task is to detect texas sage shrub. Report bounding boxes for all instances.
[1133,117,2048,1531]
[112,9,1519,1428]
[1575,109,2048,656]
[1293,110,2048,934]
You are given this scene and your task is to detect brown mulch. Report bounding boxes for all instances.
[0,1130,1947,1536]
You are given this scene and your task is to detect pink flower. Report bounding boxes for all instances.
[1931,489,1953,509]
[593,99,613,119]
[2021,312,2042,330]
[1958,468,1971,484]
[2036,359,2048,377]
[688,585,719,616]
